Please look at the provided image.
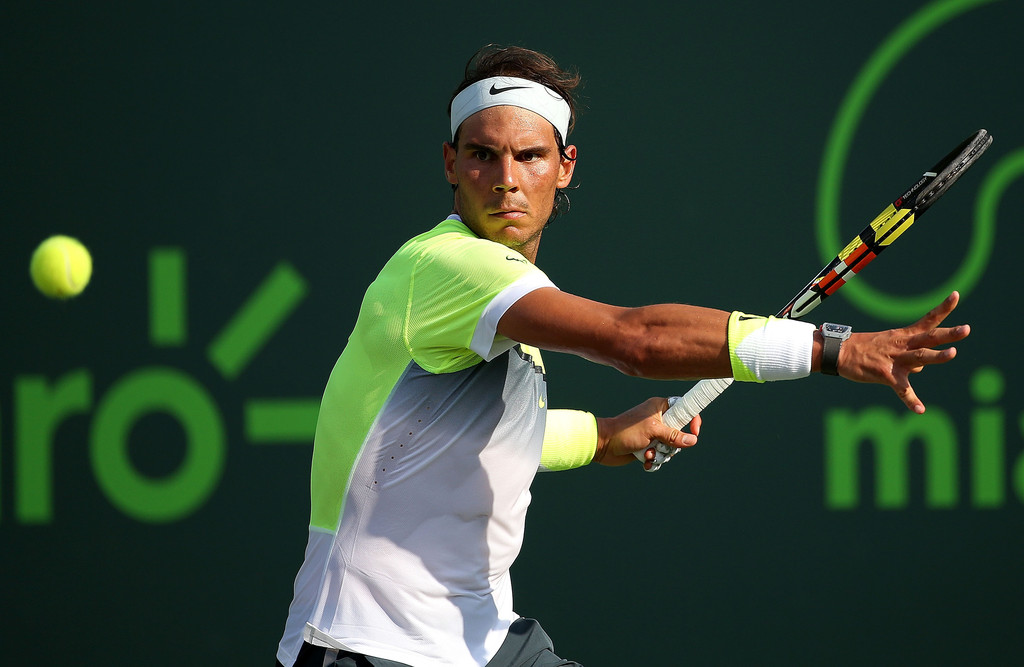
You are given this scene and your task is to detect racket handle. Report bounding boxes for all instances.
[636,377,734,472]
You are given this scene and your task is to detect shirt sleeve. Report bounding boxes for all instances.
[471,273,557,361]
[405,231,556,374]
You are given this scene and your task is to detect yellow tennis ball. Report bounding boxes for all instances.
[30,235,93,299]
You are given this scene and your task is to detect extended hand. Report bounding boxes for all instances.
[838,291,970,414]
[593,397,700,468]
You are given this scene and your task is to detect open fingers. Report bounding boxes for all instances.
[908,291,961,332]
[894,378,926,414]
[908,324,971,351]
[899,344,959,369]
[891,341,958,413]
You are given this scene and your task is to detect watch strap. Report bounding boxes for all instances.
[821,334,842,376]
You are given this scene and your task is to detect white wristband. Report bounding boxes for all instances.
[728,312,815,382]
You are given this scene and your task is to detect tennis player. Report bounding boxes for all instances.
[275,45,970,667]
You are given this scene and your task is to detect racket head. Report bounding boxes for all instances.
[898,128,992,216]
[778,129,992,320]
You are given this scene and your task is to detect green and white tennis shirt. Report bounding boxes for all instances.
[277,216,564,667]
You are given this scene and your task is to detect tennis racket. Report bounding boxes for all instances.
[640,128,993,471]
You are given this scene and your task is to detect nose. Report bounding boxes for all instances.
[492,156,518,193]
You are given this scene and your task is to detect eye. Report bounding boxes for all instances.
[520,152,540,162]
[473,149,491,161]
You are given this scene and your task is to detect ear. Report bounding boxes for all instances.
[556,144,577,188]
[442,141,459,185]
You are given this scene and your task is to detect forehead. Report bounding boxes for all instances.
[456,105,558,147]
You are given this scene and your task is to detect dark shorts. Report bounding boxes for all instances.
[278,618,581,667]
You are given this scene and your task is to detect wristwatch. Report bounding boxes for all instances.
[820,323,853,376]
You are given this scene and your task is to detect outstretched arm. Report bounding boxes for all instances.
[499,287,970,412]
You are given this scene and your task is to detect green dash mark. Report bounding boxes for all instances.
[245,399,320,443]
[207,262,308,380]
[150,248,187,347]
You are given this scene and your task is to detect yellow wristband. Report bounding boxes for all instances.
[539,410,598,471]
[728,311,768,383]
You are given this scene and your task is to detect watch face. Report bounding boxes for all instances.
[823,323,852,337]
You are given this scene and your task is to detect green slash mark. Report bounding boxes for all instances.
[207,262,308,380]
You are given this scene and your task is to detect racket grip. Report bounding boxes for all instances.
[663,377,733,428]
[637,377,734,472]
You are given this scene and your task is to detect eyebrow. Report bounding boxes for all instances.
[462,142,552,156]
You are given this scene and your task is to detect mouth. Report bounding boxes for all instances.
[489,205,528,220]
[490,210,526,220]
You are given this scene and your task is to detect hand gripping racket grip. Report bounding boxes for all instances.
[636,377,733,471]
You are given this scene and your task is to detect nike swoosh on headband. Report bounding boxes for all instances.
[450,76,572,141]
[489,84,531,95]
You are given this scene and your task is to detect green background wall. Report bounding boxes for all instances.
[3,1,1022,664]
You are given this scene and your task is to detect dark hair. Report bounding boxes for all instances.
[447,45,581,223]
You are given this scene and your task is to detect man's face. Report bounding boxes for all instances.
[443,105,576,262]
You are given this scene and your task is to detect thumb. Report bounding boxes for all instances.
[653,423,697,448]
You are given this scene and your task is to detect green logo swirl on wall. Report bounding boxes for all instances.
[817,0,1024,321]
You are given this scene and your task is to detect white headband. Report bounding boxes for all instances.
[449,76,572,142]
